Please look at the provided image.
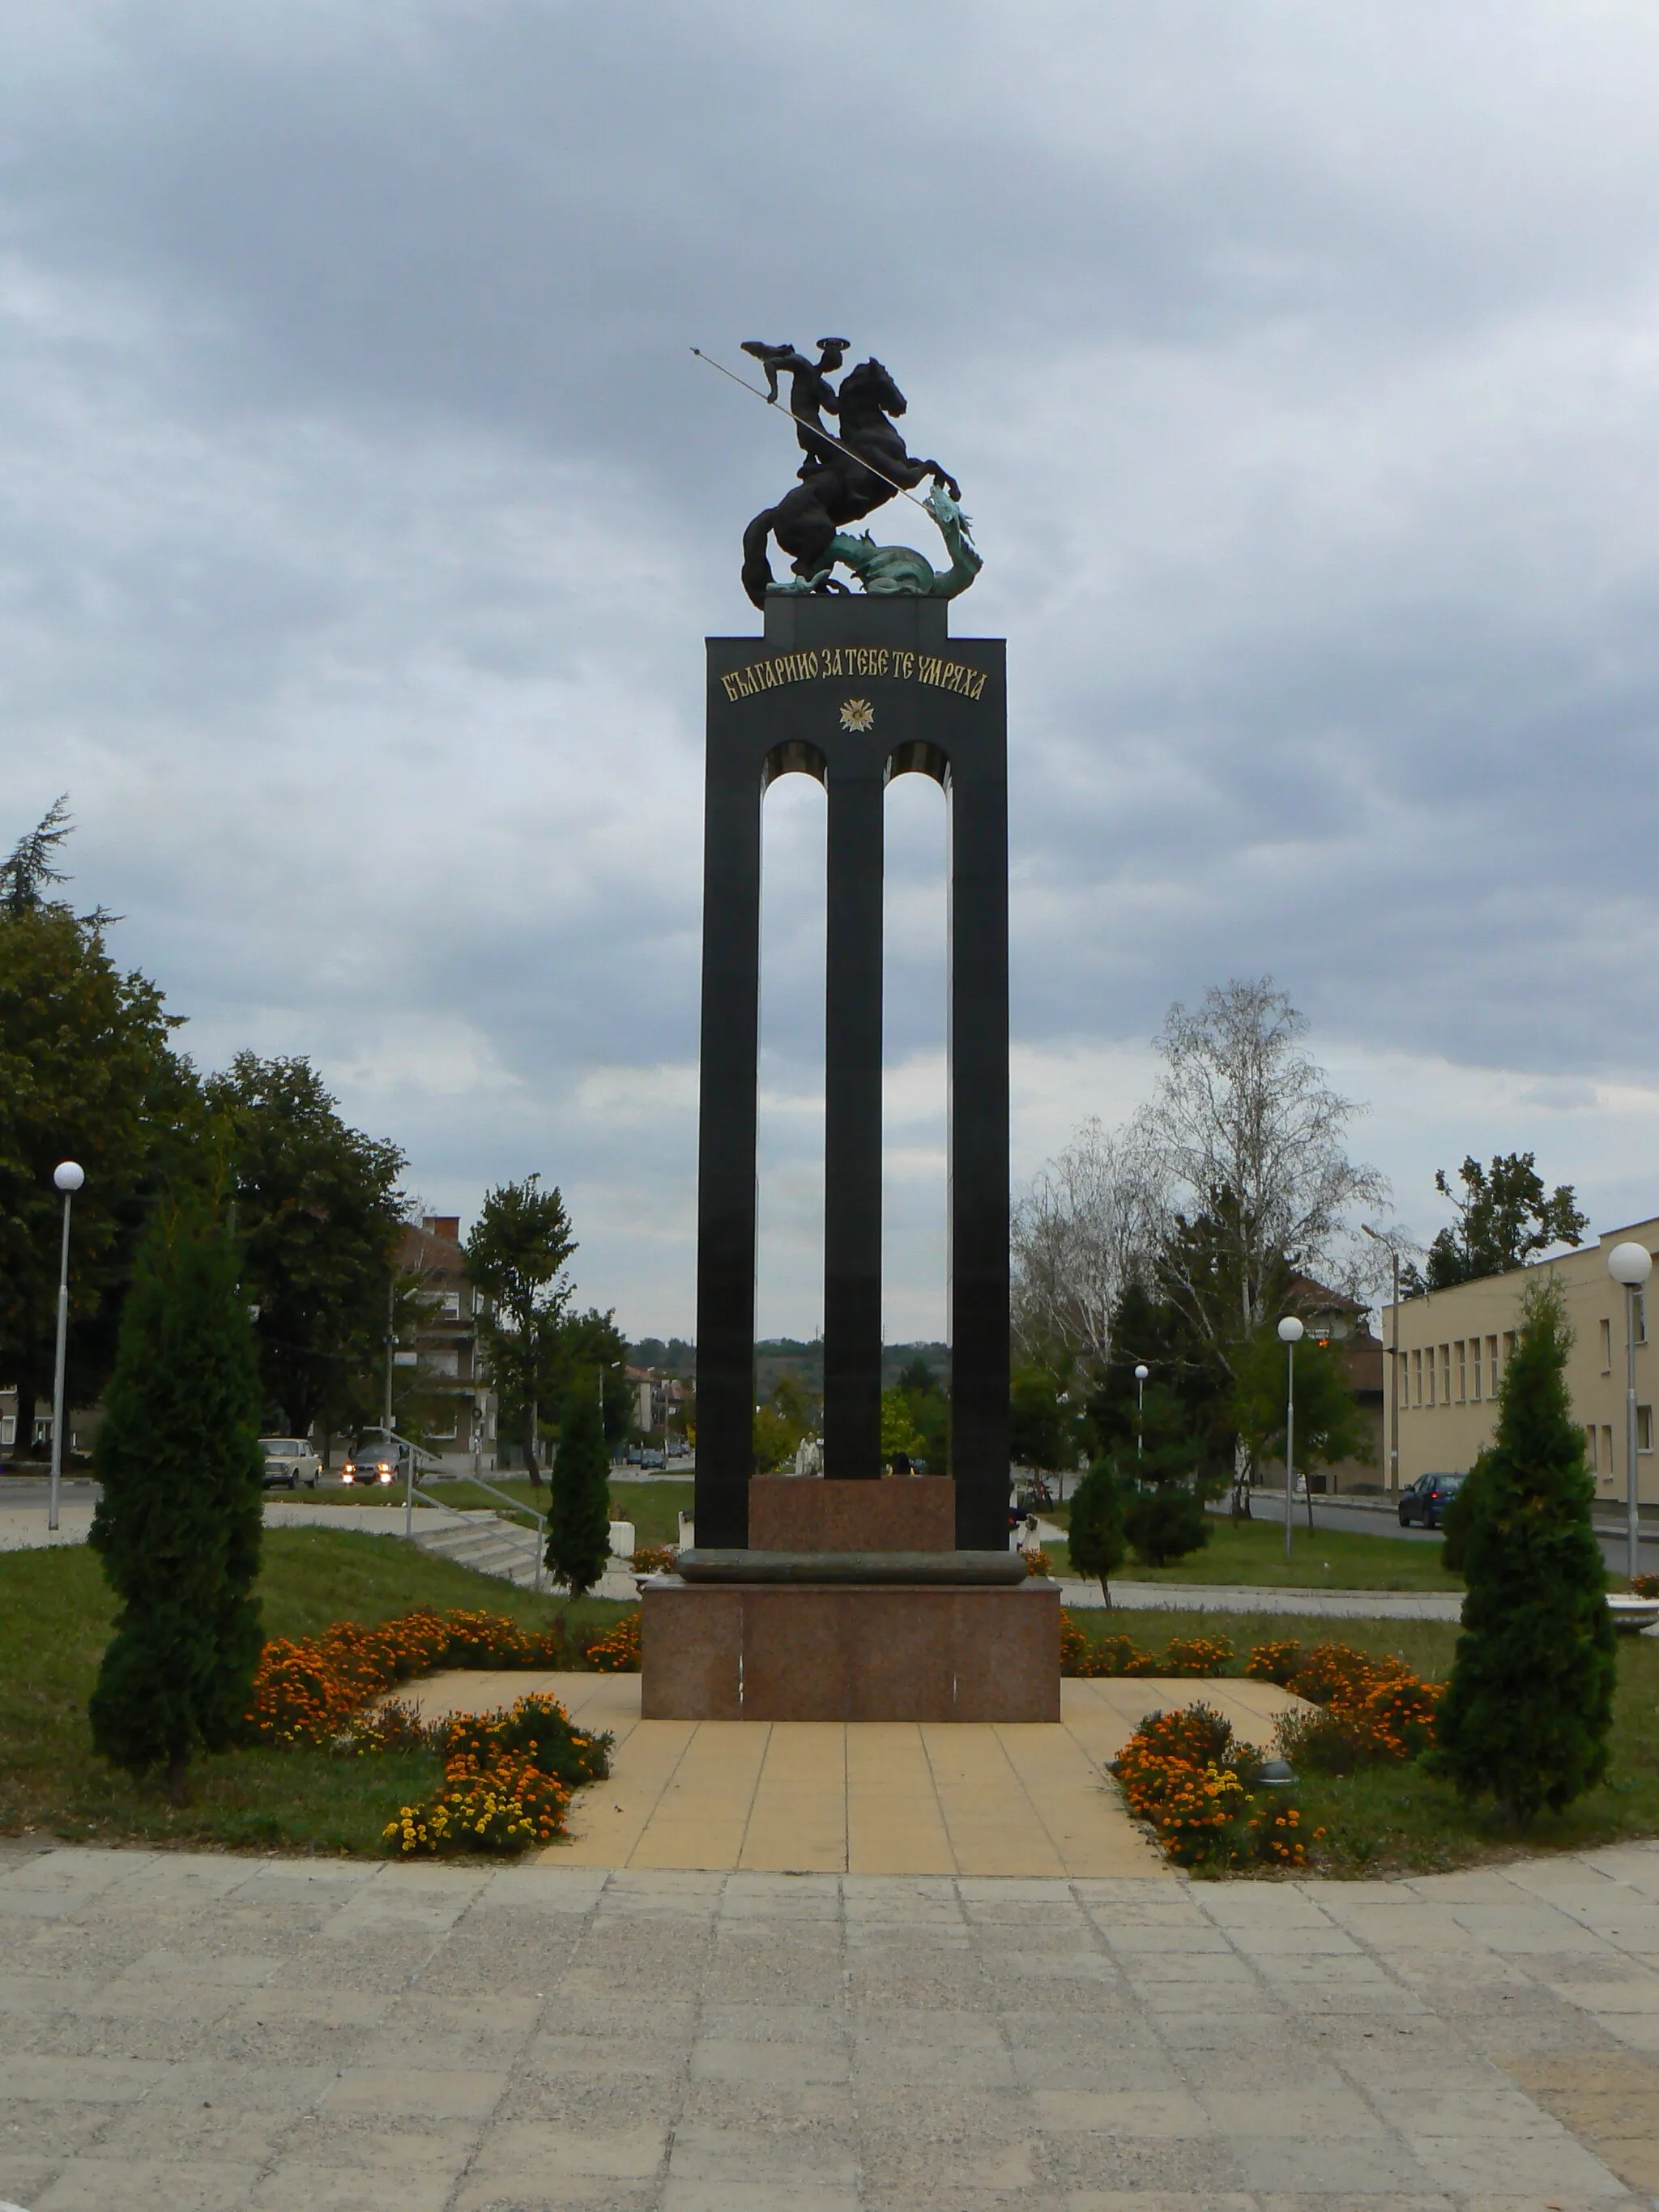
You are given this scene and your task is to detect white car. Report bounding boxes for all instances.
[260,1437,323,1490]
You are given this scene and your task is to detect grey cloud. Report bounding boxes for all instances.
[6,1,1659,1332]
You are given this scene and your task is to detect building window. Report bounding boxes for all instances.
[1603,1425,1615,1479]
[1586,1425,1598,1473]
[1601,1318,1613,1373]
[1640,1293,1649,1346]
[33,1417,52,1447]
[420,1347,460,1379]
[427,1412,458,1441]
[1502,1331,1516,1374]
[437,1291,462,1321]
[0,1415,12,1448]
[1486,1335,1499,1391]
[1411,1348,1422,1405]
[1456,1341,1466,1402]
[1440,1345,1451,1404]
[1471,1338,1482,1400]
[1640,1406,1653,1454]
[1425,1349,1435,1407]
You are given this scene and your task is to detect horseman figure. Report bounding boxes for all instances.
[739,348,963,608]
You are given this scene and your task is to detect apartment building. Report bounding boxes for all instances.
[397,1214,498,1473]
[1381,1215,1659,1507]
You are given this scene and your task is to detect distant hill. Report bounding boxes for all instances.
[626,1337,953,1396]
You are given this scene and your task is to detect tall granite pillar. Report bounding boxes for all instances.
[694,595,1009,1551]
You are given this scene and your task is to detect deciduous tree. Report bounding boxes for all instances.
[204,1054,406,1439]
[1231,1323,1371,1527]
[0,803,198,1448]
[1413,1153,1587,1293]
[464,1177,577,1485]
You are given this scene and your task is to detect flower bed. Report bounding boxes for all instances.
[240,1605,638,1858]
[246,1605,642,1745]
[385,1692,612,1856]
[1073,1626,1444,1873]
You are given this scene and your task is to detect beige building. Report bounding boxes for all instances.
[1382,1217,1659,1507]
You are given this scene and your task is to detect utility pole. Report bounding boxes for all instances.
[1362,1224,1401,1494]
[47,1162,84,1533]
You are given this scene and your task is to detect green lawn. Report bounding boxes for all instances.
[1043,1512,1465,1593]
[411,1475,693,1552]
[1067,1605,1659,1875]
[0,1528,632,1855]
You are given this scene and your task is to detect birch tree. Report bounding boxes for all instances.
[1140,978,1387,1366]
[1010,1117,1160,1370]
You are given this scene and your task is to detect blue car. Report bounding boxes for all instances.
[1399,1472,1462,1528]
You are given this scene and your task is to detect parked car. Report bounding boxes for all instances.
[260,1437,322,1490]
[1398,1472,1462,1528]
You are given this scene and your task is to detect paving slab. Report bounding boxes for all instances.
[393,1669,1305,1878]
[6,1832,1659,2208]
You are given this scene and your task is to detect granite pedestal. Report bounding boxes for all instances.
[746,1473,955,1553]
[640,1573,1060,1722]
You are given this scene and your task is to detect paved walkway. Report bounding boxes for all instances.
[402,1673,1305,1878]
[3,1838,1659,2210]
[1072,1579,1468,1620]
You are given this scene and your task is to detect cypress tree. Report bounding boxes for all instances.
[546,1375,612,1605]
[1067,1458,1128,1605]
[88,1198,264,1803]
[1428,1277,1615,1824]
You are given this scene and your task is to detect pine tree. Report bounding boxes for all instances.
[88,1199,264,1803]
[1067,1458,1128,1605]
[546,1375,612,1605]
[1428,1277,1615,1824]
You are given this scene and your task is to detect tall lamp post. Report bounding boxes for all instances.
[1608,1242,1653,1586]
[1361,1223,1401,1495]
[1277,1316,1304,1562]
[1133,1364,1149,1460]
[48,1161,84,1534]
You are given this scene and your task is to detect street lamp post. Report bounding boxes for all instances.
[1608,1242,1653,1586]
[1133,1365,1149,1460]
[1277,1316,1304,1562]
[48,1161,84,1534]
[1361,1223,1401,1495]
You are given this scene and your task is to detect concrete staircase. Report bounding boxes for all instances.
[410,1509,544,1589]
[409,1507,642,1600]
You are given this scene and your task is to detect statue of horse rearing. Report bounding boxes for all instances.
[740,357,962,608]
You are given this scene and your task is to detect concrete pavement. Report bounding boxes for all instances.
[399,1672,1307,1878]
[4,1835,1659,2210]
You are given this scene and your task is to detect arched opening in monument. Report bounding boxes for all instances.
[756,761,827,1349]
[883,761,949,1353]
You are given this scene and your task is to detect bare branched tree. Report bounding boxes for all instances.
[1011,1117,1162,1370]
[1139,977,1388,1361]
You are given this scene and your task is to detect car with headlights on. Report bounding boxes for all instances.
[340,1438,403,1487]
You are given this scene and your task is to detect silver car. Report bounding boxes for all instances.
[260,1437,322,1490]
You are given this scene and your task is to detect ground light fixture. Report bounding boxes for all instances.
[1277,1315,1305,1562]
[1608,1240,1653,1584]
[1133,1364,1149,1457]
[48,1161,86,1533]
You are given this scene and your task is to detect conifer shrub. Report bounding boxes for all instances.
[1067,1458,1128,1602]
[88,1199,265,1803]
[1428,1278,1616,1825]
[546,1377,612,1604]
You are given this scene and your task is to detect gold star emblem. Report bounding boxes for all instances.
[839,697,875,733]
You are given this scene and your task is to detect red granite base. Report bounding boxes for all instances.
[640,1577,1060,1722]
[746,1475,955,1553]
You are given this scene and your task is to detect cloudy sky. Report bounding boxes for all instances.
[8,1,1659,1340]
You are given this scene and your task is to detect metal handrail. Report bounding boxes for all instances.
[407,1468,548,1591]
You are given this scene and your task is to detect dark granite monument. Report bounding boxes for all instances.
[642,344,1058,1721]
